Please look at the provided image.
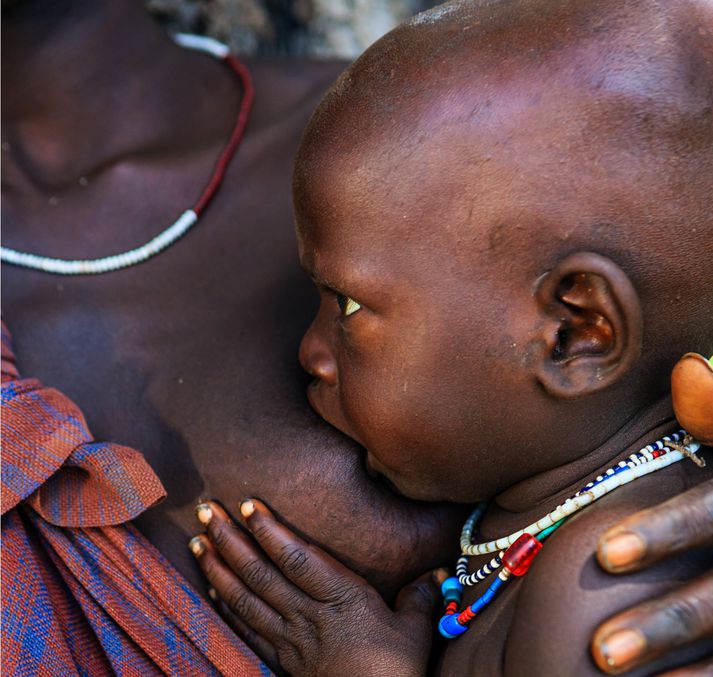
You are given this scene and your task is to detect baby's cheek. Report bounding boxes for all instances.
[361,381,442,451]
[338,323,460,451]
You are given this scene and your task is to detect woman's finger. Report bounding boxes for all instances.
[188,533,285,642]
[195,500,312,618]
[597,480,713,573]
[209,588,283,674]
[236,498,366,603]
[591,571,713,674]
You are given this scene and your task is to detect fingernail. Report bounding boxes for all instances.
[208,587,217,601]
[599,532,645,570]
[195,503,213,525]
[599,629,645,670]
[240,499,255,518]
[433,568,449,585]
[188,536,205,557]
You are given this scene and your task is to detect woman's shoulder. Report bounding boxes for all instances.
[241,57,347,131]
[503,459,713,677]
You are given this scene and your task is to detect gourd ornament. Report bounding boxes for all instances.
[671,353,713,446]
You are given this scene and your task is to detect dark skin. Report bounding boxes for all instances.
[194,485,713,675]
[191,0,713,674]
[1,0,467,601]
[592,482,713,675]
[2,0,711,673]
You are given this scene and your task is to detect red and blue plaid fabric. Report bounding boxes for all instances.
[1,321,270,676]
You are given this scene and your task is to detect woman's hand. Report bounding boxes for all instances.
[591,479,713,675]
[189,498,437,677]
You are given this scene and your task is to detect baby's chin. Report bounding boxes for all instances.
[366,454,450,503]
[386,476,453,503]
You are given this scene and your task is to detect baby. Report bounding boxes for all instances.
[190,0,713,674]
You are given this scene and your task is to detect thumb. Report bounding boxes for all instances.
[394,570,440,620]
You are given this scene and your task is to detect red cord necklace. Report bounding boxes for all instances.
[0,34,254,275]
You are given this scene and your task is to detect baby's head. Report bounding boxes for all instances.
[294,0,713,502]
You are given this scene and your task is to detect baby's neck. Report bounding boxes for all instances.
[482,396,676,536]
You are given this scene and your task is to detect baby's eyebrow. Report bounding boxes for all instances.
[301,250,377,296]
[299,260,339,291]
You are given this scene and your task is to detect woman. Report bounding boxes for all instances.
[2,1,710,673]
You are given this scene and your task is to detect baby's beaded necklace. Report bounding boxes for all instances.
[439,430,704,639]
[0,35,253,275]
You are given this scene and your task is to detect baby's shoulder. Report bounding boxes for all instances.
[503,462,712,677]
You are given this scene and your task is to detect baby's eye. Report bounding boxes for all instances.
[335,293,361,317]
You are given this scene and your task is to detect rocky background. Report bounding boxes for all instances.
[147,0,441,58]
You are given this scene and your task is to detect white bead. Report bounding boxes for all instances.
[1,30,229,276]
[173,33,230,59]
[1,210,198,275]
[461,436,696,556]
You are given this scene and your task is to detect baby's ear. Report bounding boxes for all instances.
[533,252,642,398]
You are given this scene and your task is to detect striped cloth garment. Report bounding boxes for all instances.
[1,321,270,676]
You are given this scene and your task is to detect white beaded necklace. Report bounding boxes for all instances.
[1,35,252,275]
[439,430,705,640]
[461,431,701,556]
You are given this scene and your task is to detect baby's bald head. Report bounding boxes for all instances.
[299,0,712,153]
[294,0,712,500]
[295,0,712,344]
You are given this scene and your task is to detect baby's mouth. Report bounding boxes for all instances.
[307,383,405,496]
[306,380,338,428]
[306,380,358,443]
[305,380,322,417]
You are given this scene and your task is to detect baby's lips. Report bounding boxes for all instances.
[671,352,713,445]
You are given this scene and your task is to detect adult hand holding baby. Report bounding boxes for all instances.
[594,353,713,674]
[593,479,713,676]
[189,498,437,676]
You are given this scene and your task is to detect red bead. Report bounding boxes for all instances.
[446,601,459,615]
[502,533,542,576]
[457,607,476,624]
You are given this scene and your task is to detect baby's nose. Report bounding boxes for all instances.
[299,321,337,386]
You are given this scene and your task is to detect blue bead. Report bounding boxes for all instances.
[444,589,461,604]
[440,576,464,596]
[439,614,469,638]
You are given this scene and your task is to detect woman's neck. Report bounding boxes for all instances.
[2,0,229,190]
